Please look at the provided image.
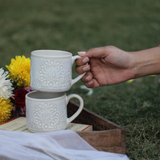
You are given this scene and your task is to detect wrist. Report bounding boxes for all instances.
[131,47,160,78]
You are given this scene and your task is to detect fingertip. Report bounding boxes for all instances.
[85,76,91,81]
[82,65,90,72]
[81,72,93,83]
[82,57,89,63]
[86,80,93,88]
[76,57,89,66]
[86,79,100,88]
[78,51,86,57]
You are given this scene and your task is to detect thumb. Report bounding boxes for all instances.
[78,47,109,58]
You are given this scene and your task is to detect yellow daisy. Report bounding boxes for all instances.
[0,98,13,123]
[6,55,30,87]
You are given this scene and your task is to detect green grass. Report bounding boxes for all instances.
[0,0,160,159]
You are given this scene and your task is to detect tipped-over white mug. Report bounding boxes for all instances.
[30,50,86,92]
[26,91,84,133]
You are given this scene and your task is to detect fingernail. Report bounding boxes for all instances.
[86,76,90,81]
[83,57,89,63]
[88,81,93,85]
[83,66,89,71]
[78,51,86,56]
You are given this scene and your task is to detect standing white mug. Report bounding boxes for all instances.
[30,50,86,92]
[26,91,84,133]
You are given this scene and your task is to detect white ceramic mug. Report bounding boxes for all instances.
[26,91,84,133]
[30,50,86,92]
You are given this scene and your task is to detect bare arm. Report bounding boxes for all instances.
[76,46,160,88]
[132,46,160,78]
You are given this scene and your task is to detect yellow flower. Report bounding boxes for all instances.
[6,55,30,87]
[0,98,13,123]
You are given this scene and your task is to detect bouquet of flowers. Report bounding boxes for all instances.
[0,55,33,124]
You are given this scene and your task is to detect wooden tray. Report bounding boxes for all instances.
[67,101,126,154]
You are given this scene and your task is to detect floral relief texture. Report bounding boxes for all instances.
[27,102,66,131]
[32,59,71,89]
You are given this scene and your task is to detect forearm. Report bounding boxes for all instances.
[131,46,160,78]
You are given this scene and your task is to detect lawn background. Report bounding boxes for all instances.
[0,0,160,159]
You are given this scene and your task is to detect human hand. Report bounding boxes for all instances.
[76,46,135,88]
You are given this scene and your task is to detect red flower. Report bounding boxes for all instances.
[14,89,28,108]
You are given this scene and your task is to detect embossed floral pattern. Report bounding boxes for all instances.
[27,102,67,131]
[36,60,70,88]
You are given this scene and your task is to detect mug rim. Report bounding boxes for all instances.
[26,91,66,101]
[31,50,72,58]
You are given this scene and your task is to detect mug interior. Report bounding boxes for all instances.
[31,50,72,58]
[27,91,65,100]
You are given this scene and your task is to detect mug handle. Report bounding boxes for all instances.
[66,94,84,124]
[71,55,86,85]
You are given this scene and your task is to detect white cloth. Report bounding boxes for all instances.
[0,130,129,160]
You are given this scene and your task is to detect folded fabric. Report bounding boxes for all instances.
[0,129,129,160]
